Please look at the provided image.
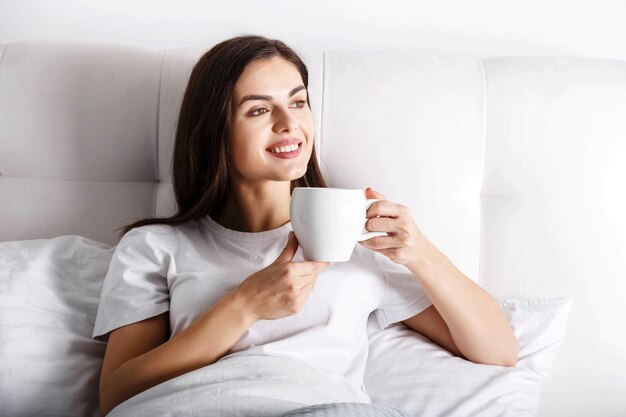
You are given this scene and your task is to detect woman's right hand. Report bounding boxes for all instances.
[235,231,331,322]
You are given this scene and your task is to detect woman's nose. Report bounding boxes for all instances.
[273,107,299,132]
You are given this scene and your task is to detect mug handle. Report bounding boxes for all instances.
[356,198,388,242]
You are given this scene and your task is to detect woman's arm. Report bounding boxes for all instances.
[403,243,519,367]
[100,289,253,416]
[359,187,518,367]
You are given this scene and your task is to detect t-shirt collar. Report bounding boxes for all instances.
[202,214,293,241]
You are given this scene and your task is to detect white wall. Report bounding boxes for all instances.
[1,0,625,60]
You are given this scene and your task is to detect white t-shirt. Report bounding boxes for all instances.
[93,214,432,402]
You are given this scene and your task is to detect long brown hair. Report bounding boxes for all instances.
[116,35,328,240]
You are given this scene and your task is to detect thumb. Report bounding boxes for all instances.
[366,187,385,199]
[272,231,298,265]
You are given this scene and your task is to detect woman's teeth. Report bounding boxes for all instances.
[269,143,300,153]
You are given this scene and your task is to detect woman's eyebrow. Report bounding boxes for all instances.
[238,85,306,107]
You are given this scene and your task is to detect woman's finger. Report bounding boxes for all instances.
[360,235,400,250]
[366,200,402,218]
[365,216,400,233]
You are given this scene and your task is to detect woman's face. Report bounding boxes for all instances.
[229,56,314,185]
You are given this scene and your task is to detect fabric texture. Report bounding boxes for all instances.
[0,235,113,417]
[92,215,433,403]
[278,402,411,417]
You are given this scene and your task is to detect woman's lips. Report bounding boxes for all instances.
[266,138,301,150]
[266,142,303,159]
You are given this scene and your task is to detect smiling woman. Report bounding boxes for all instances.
[115,35,328,237]
[93,35,355,416]
[92,34,516,417]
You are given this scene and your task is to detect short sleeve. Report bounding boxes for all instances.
[371,250,433,330]
[92,228,169,342]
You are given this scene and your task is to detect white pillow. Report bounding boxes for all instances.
[364,297,573,417]
[0,235,113,417]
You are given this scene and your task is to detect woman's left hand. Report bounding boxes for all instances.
[358,187,433,267]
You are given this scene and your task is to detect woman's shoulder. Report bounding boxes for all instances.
[125,216,206,237]
[129,223,178,235]
[119,222,194,249]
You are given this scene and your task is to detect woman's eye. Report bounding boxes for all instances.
[250,108,268,116]
[293,100,307,108]
[249,100,306,117]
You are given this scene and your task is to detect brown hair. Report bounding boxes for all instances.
[115,35,328,239]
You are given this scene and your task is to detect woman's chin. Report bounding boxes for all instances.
[280,165,308,181]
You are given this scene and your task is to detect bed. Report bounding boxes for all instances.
[1,41,625,417]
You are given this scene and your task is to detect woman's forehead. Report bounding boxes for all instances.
[234,57,303,97]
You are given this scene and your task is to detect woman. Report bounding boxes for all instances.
[93,35,518,416]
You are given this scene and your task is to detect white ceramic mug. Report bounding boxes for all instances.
[289,187,388,262]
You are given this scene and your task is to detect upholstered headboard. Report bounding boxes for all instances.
[1,41,625,415]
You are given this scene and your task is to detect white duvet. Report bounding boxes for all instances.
[107,353,369,417]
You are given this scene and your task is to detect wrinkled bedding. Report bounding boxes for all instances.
[108,354,375,417]
[277,402,410,417]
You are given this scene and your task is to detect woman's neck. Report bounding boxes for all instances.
[212,188,291,233]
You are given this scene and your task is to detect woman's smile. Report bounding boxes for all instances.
[266,141,303,159]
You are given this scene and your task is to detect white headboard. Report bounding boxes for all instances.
[1,41,625,415]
